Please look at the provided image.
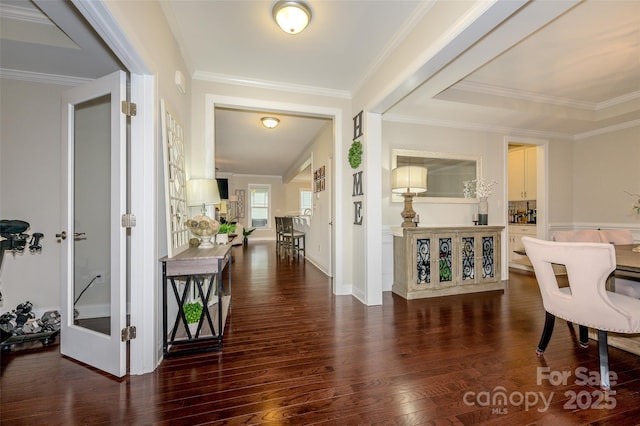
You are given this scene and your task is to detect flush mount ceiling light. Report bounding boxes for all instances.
[272,0,312,35]
[261,117,280,129]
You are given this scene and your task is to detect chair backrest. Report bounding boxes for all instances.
[521,237,638,332]
[275,217,283,234]
[552,229,635,245]
[599,229,634,245]
[280,216,295,235]
[552,230,601,242]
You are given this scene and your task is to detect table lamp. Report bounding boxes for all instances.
[186,179,221,248]
[392,166,427,227]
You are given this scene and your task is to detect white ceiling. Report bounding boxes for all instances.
[2,0,639,177]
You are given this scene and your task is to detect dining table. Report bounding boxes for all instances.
[614,244,640,278]
[589,244,640,357]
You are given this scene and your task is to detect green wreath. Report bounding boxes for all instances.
[348,140,362,169]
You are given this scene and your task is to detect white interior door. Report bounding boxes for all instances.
[60,70,127,377]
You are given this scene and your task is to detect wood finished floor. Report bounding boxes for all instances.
[2,241,639,425]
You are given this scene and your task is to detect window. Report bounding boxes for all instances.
[249,184,270,229]
[300,190,312,215]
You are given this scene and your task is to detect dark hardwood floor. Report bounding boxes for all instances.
[2,241,639,425]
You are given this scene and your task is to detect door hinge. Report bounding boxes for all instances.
[121,326,136,342]
[121,214,137,228]
[121,101,137,116]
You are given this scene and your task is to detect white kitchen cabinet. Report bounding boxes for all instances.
[508,147,537,200]
[508,224,536,269]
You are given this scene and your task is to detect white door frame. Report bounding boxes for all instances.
[205,94,346,295]
[503,135,549,279]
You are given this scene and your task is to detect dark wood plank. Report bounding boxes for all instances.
[2,242,639,425]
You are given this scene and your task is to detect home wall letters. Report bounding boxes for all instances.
[352,111,364,225]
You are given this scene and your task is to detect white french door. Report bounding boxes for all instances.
[60,70,127,377]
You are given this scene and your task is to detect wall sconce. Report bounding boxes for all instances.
[392,166,427,227]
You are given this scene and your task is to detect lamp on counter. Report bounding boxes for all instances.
[392,165,428,227]
[186,179,221,248]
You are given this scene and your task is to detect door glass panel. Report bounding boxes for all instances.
[74,95,111,335]
[416,238,430,284]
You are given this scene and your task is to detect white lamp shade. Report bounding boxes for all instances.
[392,166,428,194]
[187,179,221,207]
[273,1,311,34]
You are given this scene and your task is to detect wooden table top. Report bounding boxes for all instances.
[160,244,231,263]
[160,244,232,276]
[615,244,640,274]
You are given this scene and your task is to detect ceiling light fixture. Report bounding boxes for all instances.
[261,117,280,129]
[272,0,312,35]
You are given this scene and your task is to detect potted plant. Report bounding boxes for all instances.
[216,223,237,244]
[183,302,202,336]
[242,227,256,246]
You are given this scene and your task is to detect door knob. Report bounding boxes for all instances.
[56,231,67,240]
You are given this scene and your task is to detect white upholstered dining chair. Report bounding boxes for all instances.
[522,237,640,390]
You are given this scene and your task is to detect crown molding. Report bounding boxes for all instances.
[383,113,574,141]
[0,68,91,86]
[193,71,351,99]
[0,3,52,25]
[229,173,284,181]
[596,90,640,110]
[455,80,595,110]
[573,118,640,140]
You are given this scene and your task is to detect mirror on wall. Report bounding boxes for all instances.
[391,149,481,203]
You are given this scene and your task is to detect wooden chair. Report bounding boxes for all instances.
[275,217,284,253]
[279,216,305,258]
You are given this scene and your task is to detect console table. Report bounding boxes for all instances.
[393,226,504,299]
[160,244,232,357]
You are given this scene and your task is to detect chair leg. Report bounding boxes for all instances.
[597,330,611,391]
[536,311,555,356]
[578,325,589,348]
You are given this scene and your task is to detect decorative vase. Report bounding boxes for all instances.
[478,197,488,225]
[216,233,229,244]
[186,215,220,249]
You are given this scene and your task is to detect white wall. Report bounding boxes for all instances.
[382,121,505,227]
[547,138,574,226]
[0,79,66,314]
[572,126,640,227]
